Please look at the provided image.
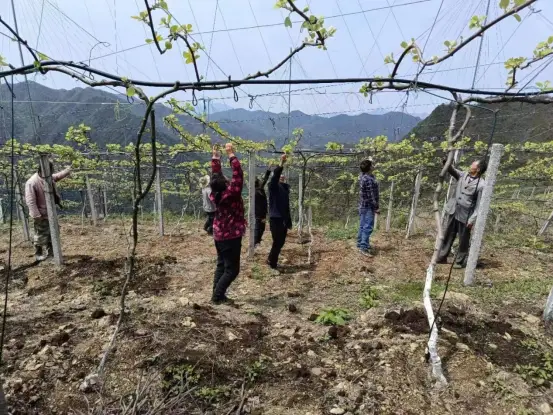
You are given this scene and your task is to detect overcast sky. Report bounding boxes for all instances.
[2,0,553,117]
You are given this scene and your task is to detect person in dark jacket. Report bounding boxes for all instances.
[267,154,292,269]
[254,164,272,246]
[209,143,245,304]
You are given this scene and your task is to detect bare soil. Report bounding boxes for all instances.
[1,218,553,414]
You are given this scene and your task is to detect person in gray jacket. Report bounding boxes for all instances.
[437,158,487,268]
[200,175,217,235]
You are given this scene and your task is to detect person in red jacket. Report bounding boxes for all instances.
[209,143,246,304]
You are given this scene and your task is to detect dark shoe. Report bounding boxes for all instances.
[453,263,465,269]
[358,248,372,258]
[211,296,234,305]
[266,260,278,270]
[436,258,448,264]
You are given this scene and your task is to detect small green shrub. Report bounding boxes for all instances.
[315,308,352,325]
[516,352,553,387]
[195,386,230,403]
[360,285,379,309]
[162,363,200,394]
[246,356,268,383]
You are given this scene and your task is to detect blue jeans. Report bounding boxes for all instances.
[357,209,375,251]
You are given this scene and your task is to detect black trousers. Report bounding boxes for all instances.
[254,218,266,245]
[268,218,288,268]
[204,211,215,235]
[213,237,242,301]
[437,214,471,266]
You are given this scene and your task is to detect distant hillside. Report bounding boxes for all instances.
[410,102,553,144]
[0,82,422,147]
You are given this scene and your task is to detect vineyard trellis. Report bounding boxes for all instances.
[0,0,552,397]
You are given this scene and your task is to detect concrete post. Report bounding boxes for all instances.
[386,181,394,232]
[103,187,108,219]
[155,167,164,236]
[298,172,304,235]
[248,152,256,259]
[0,199,4,224]
[14,170,30,242]
[85,175,98,226]
[39,155,63,265]
[464,143,504,286]
[406,169,422,239]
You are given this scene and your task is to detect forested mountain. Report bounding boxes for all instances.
[0,82,421,148]
[409,102,553,144]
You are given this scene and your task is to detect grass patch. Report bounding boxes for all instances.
[325,222,358,241]
[387,280,444,304]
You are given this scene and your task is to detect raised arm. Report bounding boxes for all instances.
[211,145,222,174]
[270,155,286,188]
[25,180,41,219]
[225,143,243,195]
[447,165,462,181]
[53,166,72,182]
[261,164,272,187]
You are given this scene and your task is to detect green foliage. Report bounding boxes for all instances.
[516,352,553,387]
[360,286,379,309]
[163,363,200,394]
[246,356,268,383]
[324,223,357,240]
[0,55,7,67]
[315,308,351,325]
[469,15,486,29]
[195,386,230,403]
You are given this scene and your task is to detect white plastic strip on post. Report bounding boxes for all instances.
[464,143,504,286]
[248,152,256,259]
[103,187,108,219]
[0,199,4,224]
[155,167,164,236]
[14,170,30,241]
[423,264,447,386]
[539,209,553,236]
[39,155,63,265]
[406,169,422,239]
[85,175,98,226]
[386,181,394,233]
[544,286,553,321]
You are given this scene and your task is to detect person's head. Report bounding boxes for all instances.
[360,159,373,174]
[280,174,286,184]
[210,173,228,195]
[199,175,210,188]
[255,178,262,189]
[37,161,55,176]
[469,159,487,177]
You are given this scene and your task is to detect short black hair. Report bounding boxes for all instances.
[360,159,372,173]
[37,161,54,174]
[477,158,488,175]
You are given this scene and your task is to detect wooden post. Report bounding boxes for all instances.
[406,169,422,239]
[39,155,63,265]
[85,175,98,226]
[155,166,164,236]
[464,144,504,286]
[14,170,30,242]
[248,152,256,259]
[386,181,394,232]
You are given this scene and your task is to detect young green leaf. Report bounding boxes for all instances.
[126,86,136,97]
[513,13,521,22]
[165,41,173,50]
[284,16,292,28]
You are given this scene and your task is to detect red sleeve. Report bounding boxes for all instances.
[212,158,222,174]
[227,156,243,195]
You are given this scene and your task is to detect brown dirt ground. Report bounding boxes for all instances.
[1,217,553,414]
